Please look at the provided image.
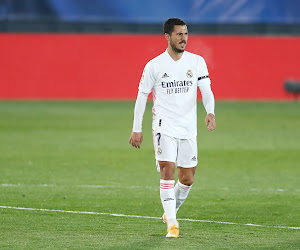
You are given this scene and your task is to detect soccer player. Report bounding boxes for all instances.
[129,18,216,238]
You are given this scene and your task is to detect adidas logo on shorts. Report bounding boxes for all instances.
[191,156,197,161]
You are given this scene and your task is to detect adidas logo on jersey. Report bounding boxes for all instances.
[191,156,197,161]
[162,73,169,78]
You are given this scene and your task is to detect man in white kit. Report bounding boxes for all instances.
[129,18,216,238]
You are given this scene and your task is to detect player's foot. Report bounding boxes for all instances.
[166,224,179,238]
[162,213,179,238]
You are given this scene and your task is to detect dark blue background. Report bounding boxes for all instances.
[0,0,299,24]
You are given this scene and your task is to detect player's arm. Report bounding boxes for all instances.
[197,58,216,132]
[199,82,216,131]
[129,91,149,148]
[129,61,155,148]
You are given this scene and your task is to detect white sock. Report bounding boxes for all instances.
[160,179,178,227]
[174,180,192,213]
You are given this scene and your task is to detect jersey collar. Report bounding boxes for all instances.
[165,48,186,63]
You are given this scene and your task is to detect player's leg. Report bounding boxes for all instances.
[153,132,179,237]
[175,137,197,213]
[159,161,177,230]
[178,166,196,186]
[175,167,196,212]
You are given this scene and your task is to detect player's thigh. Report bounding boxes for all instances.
[152,131,177,163]
[177,137,198,168]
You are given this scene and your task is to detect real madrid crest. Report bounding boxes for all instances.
[157,147,162,155]
[186,70,193,78]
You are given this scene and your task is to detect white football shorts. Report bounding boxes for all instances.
[152,130,198,170]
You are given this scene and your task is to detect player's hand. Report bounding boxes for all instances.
[129,132,143,149]
[205,113,216,132]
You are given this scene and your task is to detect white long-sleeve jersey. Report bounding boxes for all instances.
[132,49,215,139]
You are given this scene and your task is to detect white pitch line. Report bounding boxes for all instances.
[1,184,57,187]
[78,184,155,189]
[0,184,155,189]
[0,205,299,230]
[1,184,300,192]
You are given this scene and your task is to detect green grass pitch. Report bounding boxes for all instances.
[0,101,299,249]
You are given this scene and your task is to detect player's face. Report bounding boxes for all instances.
[169,25,188,53]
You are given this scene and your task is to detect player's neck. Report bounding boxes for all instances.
[167,47,184,61]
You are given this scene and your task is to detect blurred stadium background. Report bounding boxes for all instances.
[1,1,300,249]
[0,0,299,100]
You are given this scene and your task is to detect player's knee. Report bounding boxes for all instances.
[161,169,175,180]
[159,162,175,180]
[180,175,194,186]
[183,179,194,186]
[178,167,195,186]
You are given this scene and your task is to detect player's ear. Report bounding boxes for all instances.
[164,33,170,41]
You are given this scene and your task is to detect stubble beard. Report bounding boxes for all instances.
[170,40,185,54]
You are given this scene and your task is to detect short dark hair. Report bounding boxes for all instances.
[163,18,186,35]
